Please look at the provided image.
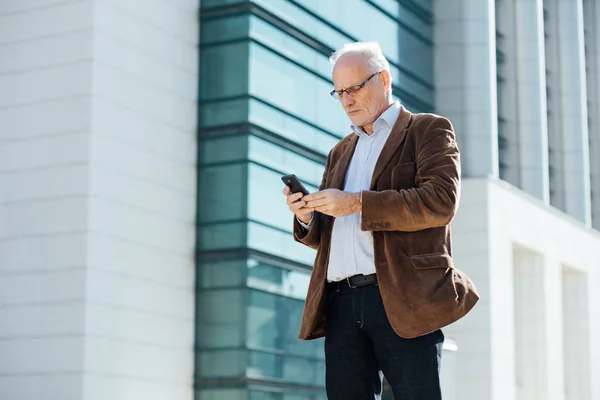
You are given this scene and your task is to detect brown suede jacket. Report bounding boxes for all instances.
[293,106,479,340]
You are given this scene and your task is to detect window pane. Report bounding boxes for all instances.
[248,136,324,187]
[248,350,325,386]
[247,222,316,266]
[247,289,323,359]
[199,97,249,128]
[198,221,247,251]
[197,389,247,400]
[200,42,249,101]
[199,259,248,289]
[200,135,249,166]
[249,99,340,157]
[202,14,250,44]
[198,164,247,223]
[247,259,310,301]
[196,289,246,349]
[197,349,248,378]
[249,43,348,136]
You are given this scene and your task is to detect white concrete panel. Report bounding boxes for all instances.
[0,0,199,399]
[0,374,83,400]
[0,30,93,73]
[88,165,196,222]
[88,134,195,195]
[0,1,93,43]
[0,234,88,273]
[0,97,92,141]
[0,62,92,107]
[90,62,196,130]
[83,337,194,381]
[86,232,193,287]
[1,270,86,305]
[86,196,194,255]
[82,374,192,400]
[455,178,600,400]
[0,133,89,173]
[90,97,196,162]
[0,303,85,338]
[0,164,89,203]
[85,269,194,320]
[84,303,194,348]
[434,0,498,178]
[98,0,198,43]
[0,337,85,373]
[0,197,88,239]
[92,1,196,73]
[92,31,197,101]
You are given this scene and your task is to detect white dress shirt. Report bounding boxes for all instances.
[299,102,401,282]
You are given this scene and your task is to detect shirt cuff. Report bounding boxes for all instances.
[297,213,314,229]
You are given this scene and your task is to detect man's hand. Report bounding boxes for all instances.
[303,189,361,217]
[283,186,314,224]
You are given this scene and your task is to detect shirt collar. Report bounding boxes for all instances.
[351,101,401,137]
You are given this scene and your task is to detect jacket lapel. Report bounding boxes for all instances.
[370,106,412,189]
[330,134,358,190]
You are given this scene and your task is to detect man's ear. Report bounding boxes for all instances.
[380,70,392,92]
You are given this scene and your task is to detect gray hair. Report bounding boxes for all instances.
[329,41,391,77]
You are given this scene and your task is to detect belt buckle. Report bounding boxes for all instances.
[346,276,357,289]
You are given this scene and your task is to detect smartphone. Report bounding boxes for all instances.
[281,174,310,196]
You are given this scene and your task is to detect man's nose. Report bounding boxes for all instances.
[339,92,354,107]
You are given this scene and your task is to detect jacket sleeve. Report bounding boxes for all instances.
[360,117,460,232]
[292,150,332,249]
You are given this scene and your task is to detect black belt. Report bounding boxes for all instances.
[329,274,378,290]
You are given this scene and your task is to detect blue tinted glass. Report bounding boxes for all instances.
[201,14,250,44]
[249,43,349,136]
[197,348,248,377]
[248,99,341,156]
[247,222,316,266]
[197,389,247,400]
[247,12,432,111]
[248,350,325,386]
[247,260,311,300]
[200,42,249,101]
[247,163,319,233]
[196,289,246,349]
[199,259,248,289]
[201,0,246,9]
[199,135,249,165]
[248,136,325,186]
[198,221,247,250]
[199,98,248,128]
[247,288,325,384]
[198,164,247,223]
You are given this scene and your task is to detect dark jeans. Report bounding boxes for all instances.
[325,282,444,400]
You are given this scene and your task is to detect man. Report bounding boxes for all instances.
[283,42,479,399]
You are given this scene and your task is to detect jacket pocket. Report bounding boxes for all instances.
[409,253,453,270]
[391,162,416,189]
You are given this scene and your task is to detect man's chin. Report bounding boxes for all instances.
[348,117,365,127]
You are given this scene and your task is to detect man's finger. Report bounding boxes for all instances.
[289,199,308,212]
[286,192,304,205]
[283,186,291,195]
[305,198,329,208]
[303,191,328,202]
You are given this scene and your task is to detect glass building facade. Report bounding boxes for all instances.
[195,1,434,398]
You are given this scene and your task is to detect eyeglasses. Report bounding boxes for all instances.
[330,71,381,100]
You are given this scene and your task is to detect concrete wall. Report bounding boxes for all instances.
[0,1,199,399]
[447,178,600,400]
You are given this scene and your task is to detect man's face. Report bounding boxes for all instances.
[332,52,389,130]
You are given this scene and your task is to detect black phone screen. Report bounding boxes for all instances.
[281,174,310,196]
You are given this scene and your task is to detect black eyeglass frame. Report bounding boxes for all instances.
[329,71,382,100]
